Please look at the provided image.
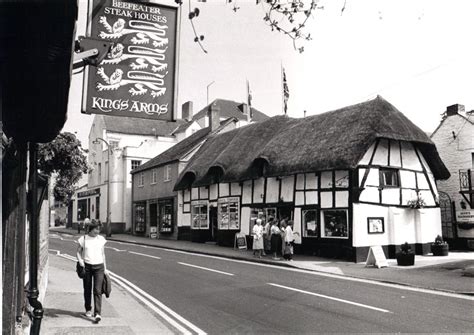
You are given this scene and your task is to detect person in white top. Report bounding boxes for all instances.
[252,218,264,258]
[270,221,282,260]
[77,221,107,322]
[282,220,295,261]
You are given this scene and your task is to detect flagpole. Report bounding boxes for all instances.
[281,62,284,115]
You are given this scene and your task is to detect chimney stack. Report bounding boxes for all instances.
[182,101,193,121]
[446,104,465,117]
[208,102,221,131]
[240,103,251,123]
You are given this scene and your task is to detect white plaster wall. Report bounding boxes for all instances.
[389,208,416,244]
[240,207,251,235]
[431,114,474,239]
[293,207,302,243]
[242,180,252,204]
[320,191,332,208]
[358,142,375,165]
[230,183,241,196]
[209,184,218,200]
[305,173,318,189]
[200,186,209,199]
[400,142,422,171]
[219,183,230,197]
[381,188,399,205]
[306,191,318,205]
[296,174,304,189]
[295,191,304,206]
[389,140,402,167]
[253,178,264,203]
[281,176,294,202]
[335,191,349,207]
[352,203,390,247]
[416,208,443,243]
[266,177,279,203]
[372,139,389,166]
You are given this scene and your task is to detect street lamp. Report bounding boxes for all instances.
[92,137,112,237]
[206,80,215,105]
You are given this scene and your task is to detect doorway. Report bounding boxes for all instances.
[209,206,218,242]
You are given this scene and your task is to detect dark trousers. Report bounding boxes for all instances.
[83,263,104,315]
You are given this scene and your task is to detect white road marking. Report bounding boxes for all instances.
[49,249,61,255]
[268,283,392,313]
[54,252,206,335]
[128,251,161,259]
[178,262,234,276]
[105,246,127,252]
[109,272,207,335]
[69,239,474,301]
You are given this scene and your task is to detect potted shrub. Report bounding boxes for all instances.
[431,235,449,256]
[396,242,415,266]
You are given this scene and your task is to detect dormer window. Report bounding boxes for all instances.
[380,168,399,187]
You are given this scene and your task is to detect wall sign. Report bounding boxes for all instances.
[78,188,100,198]
[456,210,474,224]
[82,0,178,121]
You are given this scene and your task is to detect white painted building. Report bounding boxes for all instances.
[72,114,187,232]
[174,97,450,261]
[431,104,474,247]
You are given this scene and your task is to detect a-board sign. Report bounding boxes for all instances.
[365,246,388,268]
[234,233,247,250]
[82,0,179,121]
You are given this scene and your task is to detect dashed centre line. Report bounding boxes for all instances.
[178,262,234,276]
[268,283,391,313]
[128,251,162,260]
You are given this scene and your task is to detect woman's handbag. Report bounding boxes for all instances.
[76,232,86,279]
[76,262,85,279]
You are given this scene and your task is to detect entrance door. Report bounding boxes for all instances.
[439,191,455,239]
[209,206,218,242]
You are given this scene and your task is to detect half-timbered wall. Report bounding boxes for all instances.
[354,139,442,253]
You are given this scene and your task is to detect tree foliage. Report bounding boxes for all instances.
[177,0,322,53]
[37,132,89,203]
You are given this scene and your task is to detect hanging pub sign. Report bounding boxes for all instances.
[82,0,179,121]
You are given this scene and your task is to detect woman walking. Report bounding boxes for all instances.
[76,221,107,323]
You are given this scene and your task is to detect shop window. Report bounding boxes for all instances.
[134,203,146,233]
[159,200,173,233]
[131,160,142,170]
[302,209,318,237]
[191,202,209,229]
[322,209,348,238]
[249,207,276,232]
[380,168,399,187]
[218,197,240,230]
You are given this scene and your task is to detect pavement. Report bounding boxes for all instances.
[43,226,474,334]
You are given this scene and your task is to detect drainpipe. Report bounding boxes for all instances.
[27,143,43,335]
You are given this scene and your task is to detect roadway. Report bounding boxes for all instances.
[50,233,473,334]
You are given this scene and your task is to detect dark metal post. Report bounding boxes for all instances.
[27,143,43,335]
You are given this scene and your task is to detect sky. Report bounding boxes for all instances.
[64,0,474,149]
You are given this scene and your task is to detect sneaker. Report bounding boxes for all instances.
[85,310,93,318]
[95,314,102,322]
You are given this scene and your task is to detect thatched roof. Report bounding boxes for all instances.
[174,96,450,190]
[192,99,269,122]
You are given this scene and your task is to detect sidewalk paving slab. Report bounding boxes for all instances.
[50,227,474,296]
[42,253,176,335]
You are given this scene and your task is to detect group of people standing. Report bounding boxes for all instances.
[252,215,295,261]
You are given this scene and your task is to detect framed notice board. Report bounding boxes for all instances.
[234,233,247,250]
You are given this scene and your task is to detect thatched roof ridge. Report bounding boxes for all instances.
[174,96,449,190]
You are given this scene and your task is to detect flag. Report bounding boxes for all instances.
[282,67,290,115]
[246,79,252,107]
[246,79,253,119]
